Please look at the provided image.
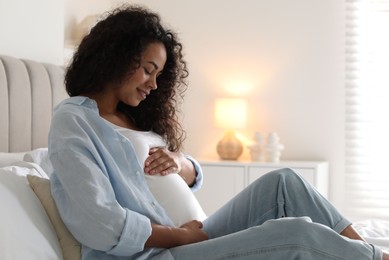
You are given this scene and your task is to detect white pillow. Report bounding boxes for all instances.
[0,163,62,260]
[0,152,26,167]
[145,174,207,227]
[27,175,81,260]
[24,148,53,176]
[353,219,389,252]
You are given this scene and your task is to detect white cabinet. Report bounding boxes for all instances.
[194,165,245,216]
[195,160,329,216]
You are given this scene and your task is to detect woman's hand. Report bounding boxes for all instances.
[144,147,197,186]
[144,147,182,175]
[145,220,208,248]
[178,220,209,245]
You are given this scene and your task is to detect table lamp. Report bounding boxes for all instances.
[214,98,247,160]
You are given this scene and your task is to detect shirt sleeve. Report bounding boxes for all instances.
[49,109,152,256]
[185,155,203,192]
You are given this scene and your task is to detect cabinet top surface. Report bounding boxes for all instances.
[198,159,328,168]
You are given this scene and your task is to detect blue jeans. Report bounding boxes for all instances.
[166,168,383,259]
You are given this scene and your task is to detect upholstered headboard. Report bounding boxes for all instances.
[0,55,68,152]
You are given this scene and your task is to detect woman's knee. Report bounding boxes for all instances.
[265,216,313,230]
[262,217,318,242]
[260,168,303,186]
[247,168,304,202]
[272,167,300,179]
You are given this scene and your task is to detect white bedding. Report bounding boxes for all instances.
[0,152,26,167]
[354,219,389,252]
[0,161,63,260]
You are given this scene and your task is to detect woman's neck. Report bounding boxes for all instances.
[85,91,117,114]
[83,93,139,130]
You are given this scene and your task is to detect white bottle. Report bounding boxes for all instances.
[264,132,285,163]
[248,132,264,161]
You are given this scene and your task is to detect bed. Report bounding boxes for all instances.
[0,54,79,259]
[0,54,388,260]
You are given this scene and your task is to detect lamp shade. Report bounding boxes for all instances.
[214,98,247,130]
[214,98,247,160]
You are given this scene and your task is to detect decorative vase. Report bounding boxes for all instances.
[216,130,243,160]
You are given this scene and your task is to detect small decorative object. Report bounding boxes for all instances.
[214,98,247,160]
[248,132,264,161]
[216,130,244,160]
[264,132,285,163]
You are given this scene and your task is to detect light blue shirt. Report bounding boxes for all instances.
[48,96,203,259]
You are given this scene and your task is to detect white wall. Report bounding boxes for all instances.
[0,0,347,210]
[64,0,113,45]
[0,0,64,65]
[0,0,111,65]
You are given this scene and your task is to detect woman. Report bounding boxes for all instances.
[49,4,387,260]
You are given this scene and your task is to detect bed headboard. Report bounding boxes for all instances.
[0,55,68,153]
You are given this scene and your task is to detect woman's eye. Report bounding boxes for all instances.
[143,67,151,75]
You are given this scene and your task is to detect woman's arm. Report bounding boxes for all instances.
[178,155,197,186]
[145,220,208,248]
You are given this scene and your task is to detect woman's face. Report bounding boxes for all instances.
[115,42,167,107]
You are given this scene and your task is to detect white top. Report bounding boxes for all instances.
[113,126,166,170]
[108,121,206,226]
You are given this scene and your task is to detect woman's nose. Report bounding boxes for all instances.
[148,76,158,90]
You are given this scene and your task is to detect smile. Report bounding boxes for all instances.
[138,88,149,100]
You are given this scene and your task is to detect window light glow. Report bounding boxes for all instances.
[345,0,389,219]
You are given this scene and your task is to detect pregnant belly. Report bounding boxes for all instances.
[145,174,206,227]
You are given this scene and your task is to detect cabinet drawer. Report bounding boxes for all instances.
[196,160,329,214]
[195,165,245,216]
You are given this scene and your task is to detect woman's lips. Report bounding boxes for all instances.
[138,89,149,100]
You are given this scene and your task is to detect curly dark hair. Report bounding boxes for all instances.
[65,5,189,151]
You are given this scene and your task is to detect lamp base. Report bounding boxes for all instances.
[216,130,243,160]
